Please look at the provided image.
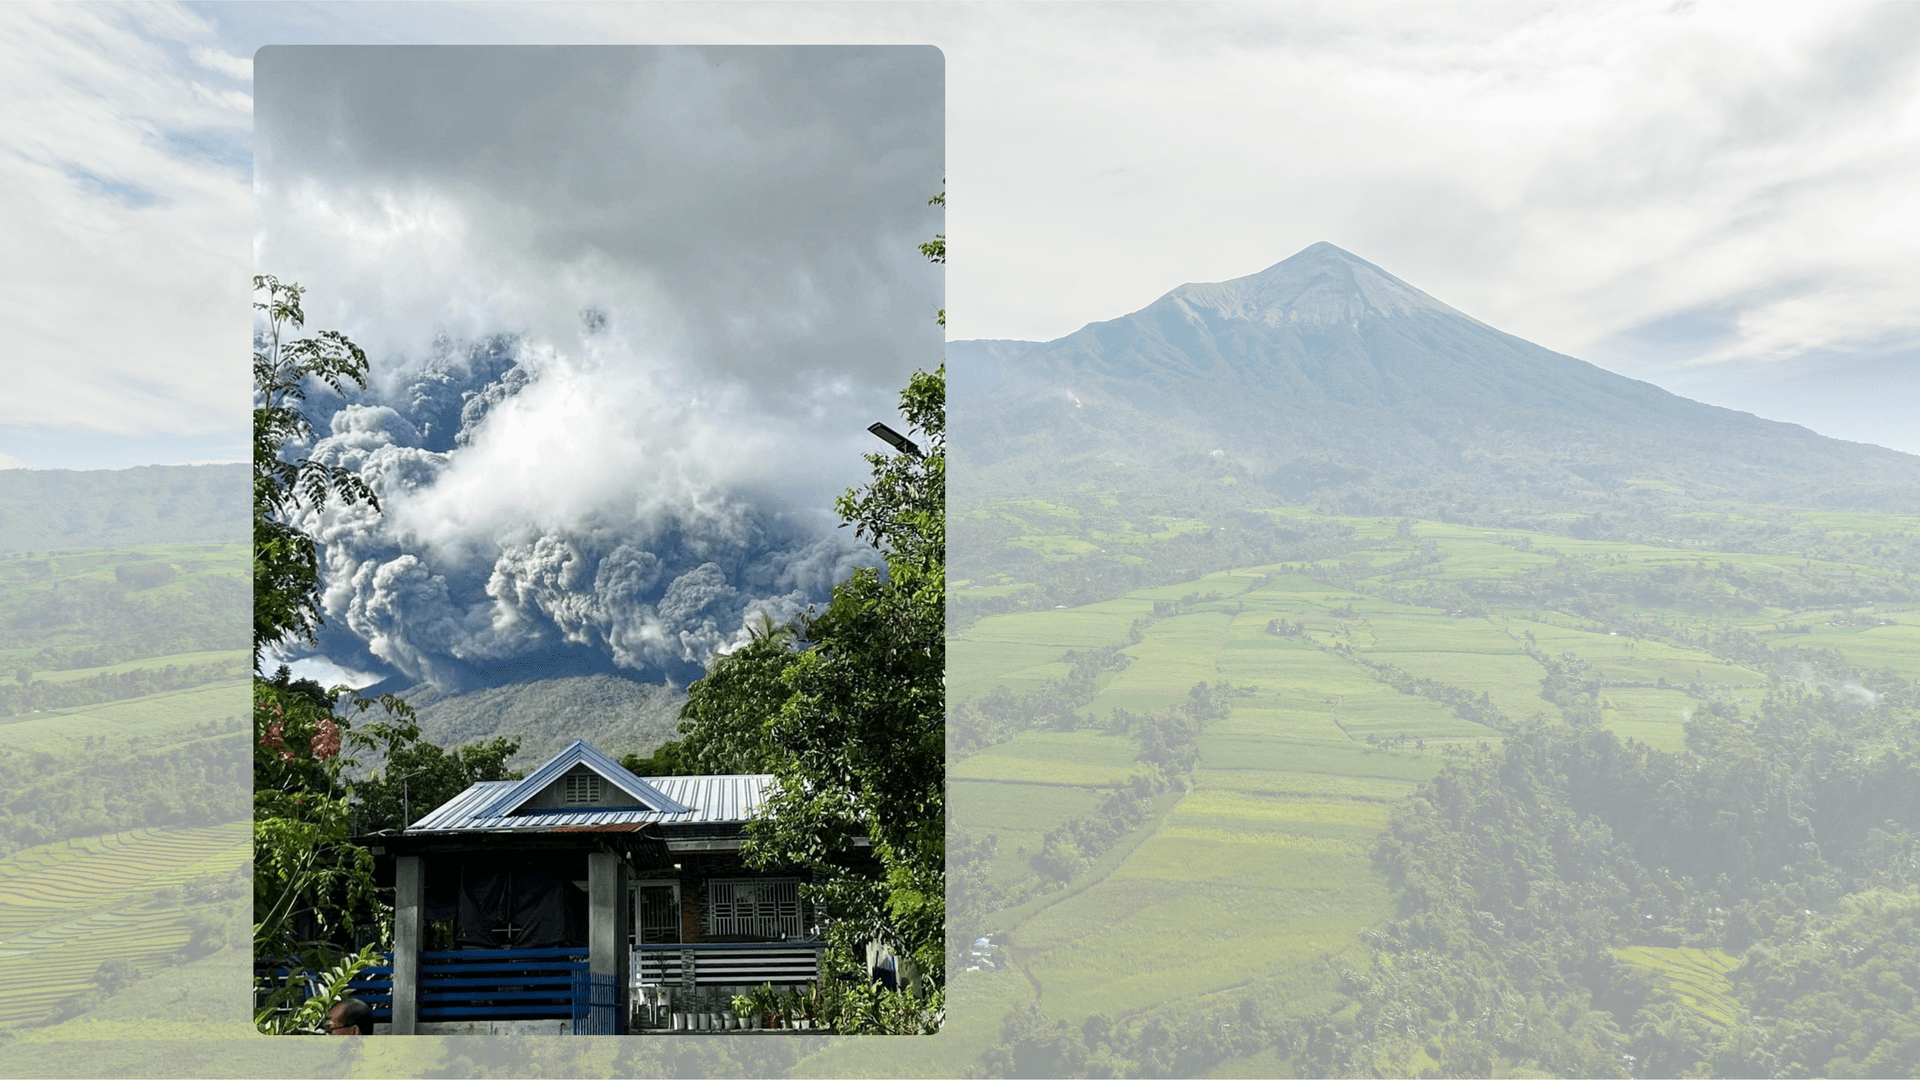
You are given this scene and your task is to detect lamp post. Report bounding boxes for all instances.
[867,422,923,458]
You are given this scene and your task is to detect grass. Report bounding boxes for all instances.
[952,779,1108,887]
[940,504,1920,1075]
[1516,619,1769,688]
[0,941,346,1079]
[1014,813,1391,1025]
[20,650,249,686]
[950,729,1146,789]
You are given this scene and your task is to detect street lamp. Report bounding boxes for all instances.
[867,422,923,459]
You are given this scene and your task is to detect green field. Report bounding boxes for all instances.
[22,650,249,686]
[0,680,248,751]
[0,822,250,1027]
[1614,946,1743,1027]
[941,502,1920,1073]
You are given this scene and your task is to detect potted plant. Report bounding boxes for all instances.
[748,983,779,1029]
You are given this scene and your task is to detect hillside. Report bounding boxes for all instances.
[0,464,246,553]
[951,243,1920,515]
[378,673,684,768]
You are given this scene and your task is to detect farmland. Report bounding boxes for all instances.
[936,501,1920,1077]
[0,539,250,1048]
[0,822,250,1027]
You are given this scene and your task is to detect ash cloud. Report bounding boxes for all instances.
[298,342,880,689]
[254,47,939,690]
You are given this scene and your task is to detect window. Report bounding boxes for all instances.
[706,879,804,940]
[563,772,604,804]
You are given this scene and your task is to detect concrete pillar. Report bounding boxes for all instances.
[392,855,422,1035]
[588,851,628,1033]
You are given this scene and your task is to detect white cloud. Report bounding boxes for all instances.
[190,45,253,81]
[5,3,1918,457]
[483,4,1920,392]
[0,4,249,438]
[250,46,935,686]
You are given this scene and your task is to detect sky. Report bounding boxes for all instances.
[246,45,940,688]
[2,1,1917,472]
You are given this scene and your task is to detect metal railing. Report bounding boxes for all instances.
[633,941,824,987]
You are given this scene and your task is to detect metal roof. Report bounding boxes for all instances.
[406,764,776,834]
[474,739,690,819]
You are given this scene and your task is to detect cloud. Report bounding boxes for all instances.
[0,4,251,440]
[254,47,937,688]
[295,350,885,687]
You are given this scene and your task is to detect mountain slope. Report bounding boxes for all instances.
[0,464,247,552]
[378,673,683,768]
[952,243,1920,513]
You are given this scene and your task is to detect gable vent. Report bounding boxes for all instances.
[564,773,604,804]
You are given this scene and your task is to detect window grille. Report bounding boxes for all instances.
[564,772,603,804]
[636,883,681,944]
[706,879,803,940]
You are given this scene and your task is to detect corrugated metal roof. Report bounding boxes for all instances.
[474,739,690,819]
[406,772,775,834]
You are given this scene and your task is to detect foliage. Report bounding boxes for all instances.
[746,363,946,984]
[660,201,947,1026]
[252,274,380,669]
[0,657,246,717]
[0,719,247,859]
[353,734,523,834]
[251,278,428,1028]
[669,618,800,774]
[252,669,416,963]
[253,943,381,1036]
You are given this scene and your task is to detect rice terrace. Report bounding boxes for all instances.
[0,823,249,1027]
[944,502,1920,1076]
[0,535,250,1040]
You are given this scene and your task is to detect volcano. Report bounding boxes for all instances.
[951,243,1920,513]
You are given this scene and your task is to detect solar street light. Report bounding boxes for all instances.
[867,421,923,458]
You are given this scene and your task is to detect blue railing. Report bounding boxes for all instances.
[416,947,587,1023]
[257,947,618,1033]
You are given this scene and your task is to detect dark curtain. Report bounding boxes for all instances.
[454,864,575,948]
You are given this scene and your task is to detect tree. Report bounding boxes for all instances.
[666,192,947,1025]
[252,275,379,671]
[251,277,416,1030]
[671,617,800,775]
[354,735,524,834]
[746,364,945,985]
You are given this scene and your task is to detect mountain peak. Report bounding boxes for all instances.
[1165,242,1475,329]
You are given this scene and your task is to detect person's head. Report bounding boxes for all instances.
[326,996,373,1035]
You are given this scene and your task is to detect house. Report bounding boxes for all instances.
[361,739,846,1034]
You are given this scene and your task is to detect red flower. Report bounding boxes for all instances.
[260,720,296,762]
[310,719,341,761]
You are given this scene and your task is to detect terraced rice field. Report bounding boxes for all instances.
[950,729,1146,789]
[1614,946,1743,1026]
[0,821,249,1026]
